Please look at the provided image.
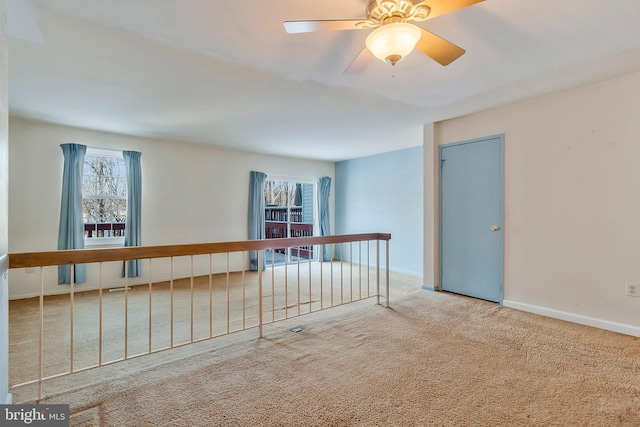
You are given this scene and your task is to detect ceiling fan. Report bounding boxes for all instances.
[284,0,484,74]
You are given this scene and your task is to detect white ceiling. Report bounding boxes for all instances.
[7,0,640,161]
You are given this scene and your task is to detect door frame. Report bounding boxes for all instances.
[438,134,505,303]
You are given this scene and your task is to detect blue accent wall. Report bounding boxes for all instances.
[335,146,423,276]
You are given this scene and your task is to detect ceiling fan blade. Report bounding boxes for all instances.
[415,28,465,66]
[284,20,364,33]
[344,47,374,75]
[422,0,485,21]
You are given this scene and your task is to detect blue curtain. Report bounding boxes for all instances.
[317,176,331,262]
[122,150,142,277]
[248,171,267,271]
[58,143,87,284]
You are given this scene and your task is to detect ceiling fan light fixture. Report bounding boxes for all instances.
[365,22,421,66]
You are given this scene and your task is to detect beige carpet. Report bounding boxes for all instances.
[16,282,640,426]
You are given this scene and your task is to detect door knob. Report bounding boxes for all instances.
[490,225,500,231]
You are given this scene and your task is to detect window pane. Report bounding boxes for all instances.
[83,155,126,197]
[83,198,99,223]
[118,177,127,196]
[264,181,297,207]
[114,199,126,222]
[84,198,106,223]
[105,199,115,223]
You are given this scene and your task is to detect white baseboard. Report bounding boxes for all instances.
[503,300,640,338]
[332,259,422,278]
[3,392,12,404]
[10,288,74,300]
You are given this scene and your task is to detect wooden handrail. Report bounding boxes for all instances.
[8,233,391,268]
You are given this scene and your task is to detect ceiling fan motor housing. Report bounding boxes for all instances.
[365,0,431,25]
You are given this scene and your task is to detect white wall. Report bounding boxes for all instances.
[335,146,423,276]
[8,117,335,299]
[427,71,640,334]
[0,0,11,405]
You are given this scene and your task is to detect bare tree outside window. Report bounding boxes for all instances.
[82,155,127,224]
[264,181,296,207]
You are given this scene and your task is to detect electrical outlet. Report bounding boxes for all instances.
[625,283,639,297]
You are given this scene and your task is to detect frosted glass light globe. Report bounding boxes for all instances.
[365,22,422,65]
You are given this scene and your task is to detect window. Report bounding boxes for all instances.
[263,179,315,264]
[82,148,126,246]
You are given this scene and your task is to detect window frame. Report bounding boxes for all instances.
[83,147,127,248]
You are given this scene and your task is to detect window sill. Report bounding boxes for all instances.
[85,237,125,248]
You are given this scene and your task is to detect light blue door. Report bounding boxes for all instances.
[440,135,504,302]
